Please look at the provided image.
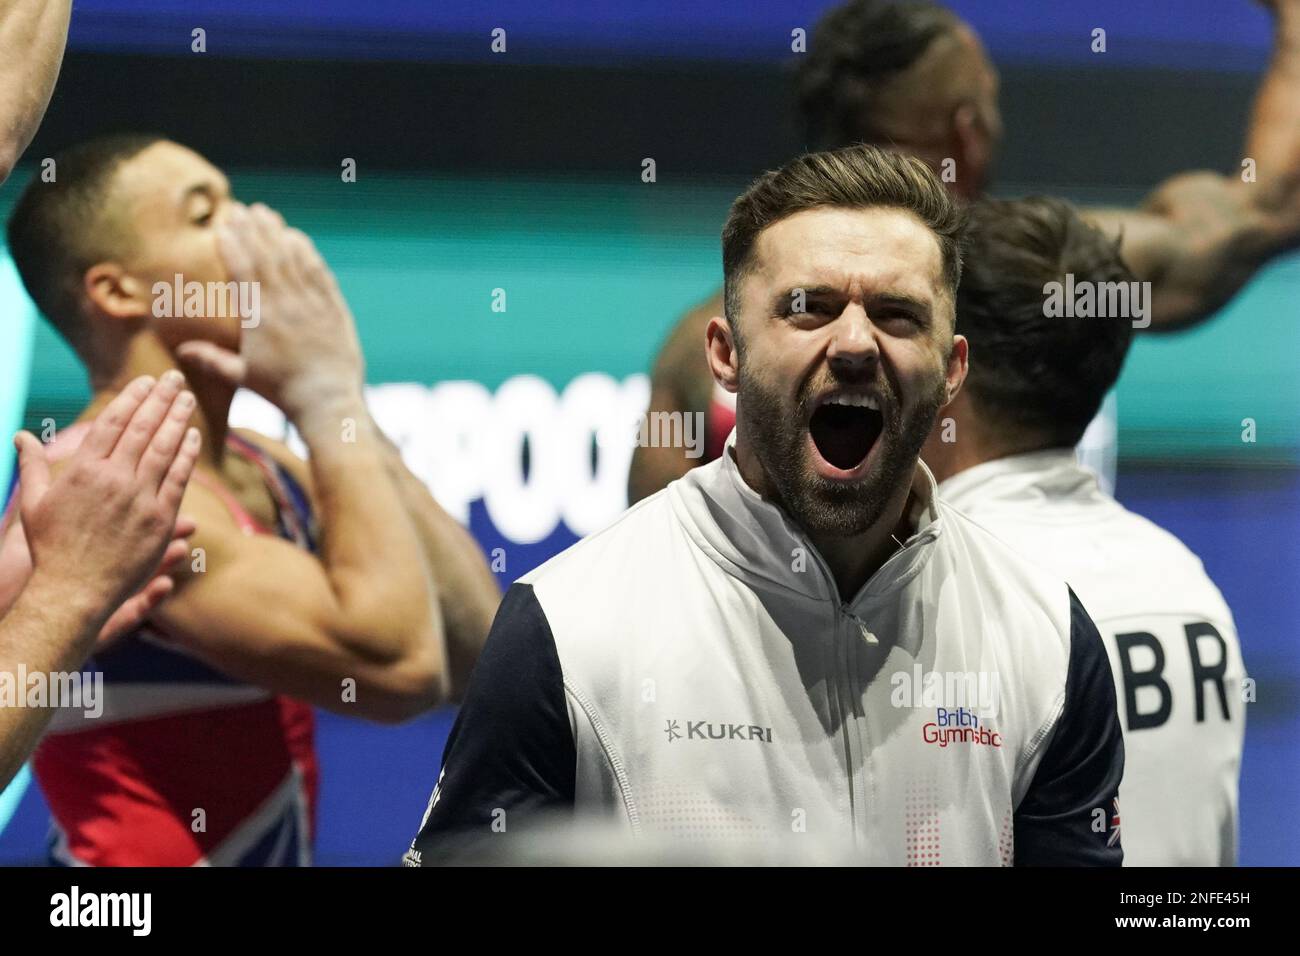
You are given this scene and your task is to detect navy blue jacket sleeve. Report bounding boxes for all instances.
[1014,588,1125,866]
[404,583,575,866]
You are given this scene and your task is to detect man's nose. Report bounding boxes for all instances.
[826,304,880,373]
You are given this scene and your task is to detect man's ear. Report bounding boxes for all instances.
[84,262,151,322]
[944,333,969,407]
[950,104,987,201]
[705,315,739,394]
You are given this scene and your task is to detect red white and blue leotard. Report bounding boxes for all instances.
[6,426,320,866]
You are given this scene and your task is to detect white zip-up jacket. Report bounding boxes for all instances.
[939,450,1245,866]
[408,438,1124,866]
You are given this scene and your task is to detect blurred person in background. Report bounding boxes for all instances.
[1,136,499,865]
[921,196,1246,865]
[629,0,1300,503]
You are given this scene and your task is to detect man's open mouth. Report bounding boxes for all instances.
[808,392,885,474]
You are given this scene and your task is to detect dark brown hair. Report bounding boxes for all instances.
[797,0,960,149]
[7,133,164,352]
[722,143,965,325]
[957,196,1137,447]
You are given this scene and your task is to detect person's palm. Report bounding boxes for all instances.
[12,374,200,646]
[93,519,195,648]
[178,203,364,415]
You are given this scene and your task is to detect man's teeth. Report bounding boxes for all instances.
[825,394,879,410]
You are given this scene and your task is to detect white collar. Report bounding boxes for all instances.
[936,448,1100,512]
[670,428,943,605]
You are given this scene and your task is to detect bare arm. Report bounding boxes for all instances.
[0,374,198,789]
[153,405,448,723]
[627,294,720,503]
[374,437,500,701]
[171,203,448,722]
[0,576,100,788]
[1082,1,1300,331]
[226,425,498,706]
[0,0,71,183]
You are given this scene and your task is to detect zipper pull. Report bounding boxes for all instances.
[841,604,878,644]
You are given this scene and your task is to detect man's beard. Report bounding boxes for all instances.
[739,364,945,539]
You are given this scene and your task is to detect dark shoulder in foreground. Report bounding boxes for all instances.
[406,581,575,865]
[1014,587,1124,866]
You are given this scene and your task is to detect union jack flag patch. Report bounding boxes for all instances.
[1107,797,1122,848]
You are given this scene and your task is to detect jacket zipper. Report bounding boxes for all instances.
[801,534,922,844]
[826,605,859,842]
[842,605,878,644]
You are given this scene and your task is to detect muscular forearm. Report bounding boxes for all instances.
[1086,6,1300,331]
[0,575,100,789]
[0,529,32,618]
[290,393,447,683]
[0,0,71,182]
[374,436,500,698]
[1245,5,1300,215]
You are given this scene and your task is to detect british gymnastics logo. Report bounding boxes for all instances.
[921,707,1002,749]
